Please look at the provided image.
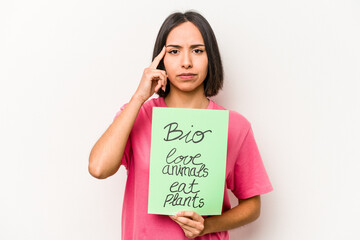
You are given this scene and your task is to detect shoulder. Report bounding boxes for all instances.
[138,97,164,117]
[142,97,164,109]
[119,97,164,112]
[113,97,164,122]
[210,100,251,132]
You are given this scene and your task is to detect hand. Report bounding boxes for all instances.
[133,46,167,103]
[170,211,205,239]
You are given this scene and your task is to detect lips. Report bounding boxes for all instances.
[179,73,196,76]
[178,72,196,80]
[178,73,196,80]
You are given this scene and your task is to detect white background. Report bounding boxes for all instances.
[1,0,359,239]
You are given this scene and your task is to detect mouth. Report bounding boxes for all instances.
[178,73,197,80]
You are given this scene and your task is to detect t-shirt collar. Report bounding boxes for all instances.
[159,97,213,109]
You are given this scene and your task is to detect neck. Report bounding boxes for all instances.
[164,85,209,109]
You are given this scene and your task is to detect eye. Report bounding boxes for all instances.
[168,49,179,54]
[193,49,204,54]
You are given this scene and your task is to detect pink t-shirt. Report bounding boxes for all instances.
[113,97,273,240]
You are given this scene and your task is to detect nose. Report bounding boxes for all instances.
[181,51,193,69]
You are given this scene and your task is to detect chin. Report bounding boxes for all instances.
[172,82,204,94]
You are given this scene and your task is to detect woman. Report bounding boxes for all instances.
[89,11,273,239]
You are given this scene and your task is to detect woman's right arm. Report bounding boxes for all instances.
[88,46,167,179]
[88,96,145,179]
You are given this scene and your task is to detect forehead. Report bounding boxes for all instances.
[166,22,204,45]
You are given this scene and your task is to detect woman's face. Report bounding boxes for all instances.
[164,22,208,95]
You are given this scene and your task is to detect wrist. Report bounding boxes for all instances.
[201,216,213,236]
[131,94,147,105]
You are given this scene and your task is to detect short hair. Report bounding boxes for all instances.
[152,10,223,97]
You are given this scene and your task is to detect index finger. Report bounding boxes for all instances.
[149,45,166,69]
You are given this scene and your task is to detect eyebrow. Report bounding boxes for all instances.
[166,44,205,48]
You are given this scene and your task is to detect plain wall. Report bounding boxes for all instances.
[1,0,359,239]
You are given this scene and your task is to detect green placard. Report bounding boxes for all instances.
[148,107,229,215]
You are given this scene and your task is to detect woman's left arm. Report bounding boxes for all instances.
[170,195,261,238]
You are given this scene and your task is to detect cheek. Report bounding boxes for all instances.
[200,59,208,74]
[163,56,170,71]
[163,57,175,75]
[194,55,208,71]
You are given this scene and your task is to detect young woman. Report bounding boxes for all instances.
[89,11,273,240]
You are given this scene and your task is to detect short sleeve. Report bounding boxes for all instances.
[113,103,131,170]
[231,127,273,199]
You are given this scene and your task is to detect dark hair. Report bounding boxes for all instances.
[153,10,223,97]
